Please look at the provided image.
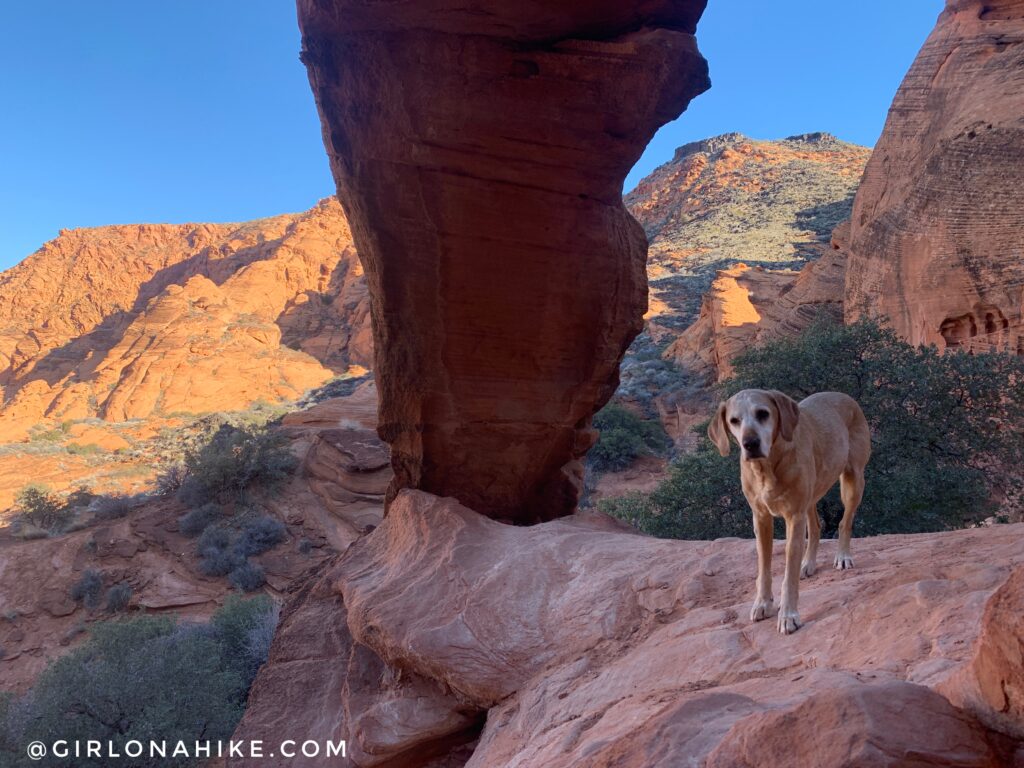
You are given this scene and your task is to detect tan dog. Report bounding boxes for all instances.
[708,390,870,634]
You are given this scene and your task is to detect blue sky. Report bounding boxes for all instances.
[0,1,942,272]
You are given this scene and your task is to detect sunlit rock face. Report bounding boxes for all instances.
[844,0,1024,354]
[297,0,710,522]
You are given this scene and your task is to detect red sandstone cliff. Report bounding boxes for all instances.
[843,0,1024,355]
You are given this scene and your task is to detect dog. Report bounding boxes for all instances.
[708,390,870,634]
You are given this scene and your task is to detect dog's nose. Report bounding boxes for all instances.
[742,436,760,452]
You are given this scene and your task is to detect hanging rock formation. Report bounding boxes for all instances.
[297,0,710,522]
[844,0,1024,353]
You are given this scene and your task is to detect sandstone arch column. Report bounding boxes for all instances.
[298,0,710,522]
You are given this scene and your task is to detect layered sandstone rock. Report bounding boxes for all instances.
[664,246,846,384]
[232,491,1024,767]
[0,199,371,439]
[844,0,1024,353]
[297,0,710,521]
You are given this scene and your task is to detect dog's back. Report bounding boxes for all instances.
[799,392,871,498]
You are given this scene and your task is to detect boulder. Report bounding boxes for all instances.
[235,491,1024,766]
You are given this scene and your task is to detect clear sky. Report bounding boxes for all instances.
[0,1,942,272]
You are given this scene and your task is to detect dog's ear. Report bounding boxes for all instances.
[708,401,731,457]
[770,390,800,442]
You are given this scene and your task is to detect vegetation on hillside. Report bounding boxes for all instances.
[589,404,671,473]
[603,317,1024,539]
[0,596,277,768]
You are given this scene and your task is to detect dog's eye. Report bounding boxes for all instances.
[729,417,740,426]
[755,409,770,422]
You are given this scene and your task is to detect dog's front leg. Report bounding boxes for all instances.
[750,510,776,621]
[778,514,806,634]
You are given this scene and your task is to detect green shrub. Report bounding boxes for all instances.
[155,464,188,496]
[234,516,287,556]
[181,422,297,503]
[196,528,244,577]
[0,598,277,768]
[605,317,1024,539]
[589,403,670,472]
[15,486,71,533]
[93,495,132,521]
[178,502,223,537]
[104,583,132,612]
[70,570,104,610]
[228,561,266,592]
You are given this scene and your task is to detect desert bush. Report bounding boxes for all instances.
[70,569,104,610]
[182,423,297,503]
[93,495,132,521]
[604,316,1024,539]
[0,597,276,767]
[196,528,244,577]
[154,464,188,496]
[178,502,223,537]
[104,583,132,612]
[15,486,72,533]
[589,403,671,473]
[64,486,95,510]
[228,561,266,593]
[234,516,287,556]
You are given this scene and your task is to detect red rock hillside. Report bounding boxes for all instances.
[844,0,1024,354]
[298,0,710,522]
[626,132,868,335]
[0,198,371,441]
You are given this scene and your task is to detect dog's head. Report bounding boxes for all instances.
[708,389,799,460]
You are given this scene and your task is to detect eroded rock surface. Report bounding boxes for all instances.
[0,199,371,439]
[298,0,710,521]
[843,0,1024,353]
[234,491,1024,767]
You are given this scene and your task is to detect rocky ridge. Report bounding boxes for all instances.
[0,198,371,440]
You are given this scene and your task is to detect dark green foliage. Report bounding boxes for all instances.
[234,516,287,556]
[175,475,210,508]
[70,569,103,610]
[0,597,277,768]
[196,528,244,577]
[93,495,132,521]
[605,317,1024,539]
[228,561,266,593]
[178,502,223,537]
[182,423,296,503]
[589,403,670,472]
[104,583,132,612]
[14,486,71,533]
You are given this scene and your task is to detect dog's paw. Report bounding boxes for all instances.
[777,608,801,635]
[800,560,817,578]
[834,553,854,570]
[750,598,776,622]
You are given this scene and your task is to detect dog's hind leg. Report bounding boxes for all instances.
[835,469,864,570]
[801,505,820,578]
